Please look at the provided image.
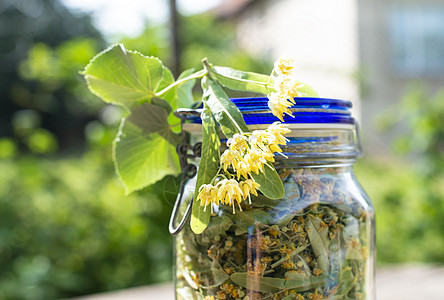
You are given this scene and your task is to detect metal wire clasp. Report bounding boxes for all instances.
[168,108,202,235]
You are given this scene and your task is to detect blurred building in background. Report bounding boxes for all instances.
[212,0,444,154]
[358,0,444,153]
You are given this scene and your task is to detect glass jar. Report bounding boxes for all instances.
[173,97,375,300]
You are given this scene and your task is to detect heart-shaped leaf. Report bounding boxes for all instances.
[83,44,164,110]
[113,103,181,194]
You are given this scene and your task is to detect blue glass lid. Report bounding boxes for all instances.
[190,97,355,125]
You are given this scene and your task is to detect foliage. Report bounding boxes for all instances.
[355,158,444,263]
[0,149,177,299]
[390,85,444,177]
[356,85,444,264]
[190,105,220,233]
[121,14,271,85]
[0,0,105,151]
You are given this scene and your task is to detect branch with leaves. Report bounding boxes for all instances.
[82,44,318,234]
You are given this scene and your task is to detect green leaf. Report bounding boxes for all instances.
[83,44,164,110]
[176,68,197,108]
[201,216,233,237]
[211,66,271,94]
[151,97,173,114]
[200,267,229,289]
[229,209,273,235]
[190,105,220,234]
[306,215,330,273]
[230,273,326,293]
[249,194,282,208]
[155,66,176,109]
[113,103,181,194]
[158,67,196,111]
[284,270,310,281]
[250,163,285,199]
[156,67,197,133]
[336,266,356,296]
[201,76,249,138]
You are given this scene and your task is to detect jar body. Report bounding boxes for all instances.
[174,165,375,299]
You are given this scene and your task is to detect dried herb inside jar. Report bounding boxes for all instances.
[176,168,371,300]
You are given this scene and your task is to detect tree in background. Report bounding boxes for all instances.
[122,13,271,88]
[0,0,104,152]
[356,86,444,263]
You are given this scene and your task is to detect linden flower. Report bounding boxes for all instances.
[196,179,260,213]
[244,151,263,174]
[220,149,244,172]
[233,160,250,180]
[268,142,282,153]
[267,91,294,122]
[197,184,219,212]
[274,57,296,76]
[226,133,248,153]
[274,75,305,99]
[249,130,271,152]
[268,57,307,120]
[216,179,244,213]
[267,122,291,146]
[197,123,291,213]
[239,179,260,204]
[222,123,290,179]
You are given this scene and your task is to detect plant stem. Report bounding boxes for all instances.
[202,58,212,75]
[210,165,224,185]
[155,69,207,97]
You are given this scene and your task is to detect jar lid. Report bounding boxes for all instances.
[187,97,355,125]
[177,97,362,163]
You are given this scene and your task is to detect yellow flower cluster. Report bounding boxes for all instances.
[197,179,260,213]
[196,122,290,213]
[221,122,290,179]
[267,57,305,121]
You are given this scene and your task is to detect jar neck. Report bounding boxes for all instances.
[185,122,361,166]
[273,123,361,167]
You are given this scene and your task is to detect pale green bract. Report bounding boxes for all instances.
[190,105,220,234]
[211,65,319,97]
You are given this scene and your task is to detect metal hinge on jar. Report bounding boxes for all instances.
[169,108,202,235]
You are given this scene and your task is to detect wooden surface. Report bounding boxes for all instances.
[74,264,444,300]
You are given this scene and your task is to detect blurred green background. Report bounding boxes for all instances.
[1,0,444,299]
